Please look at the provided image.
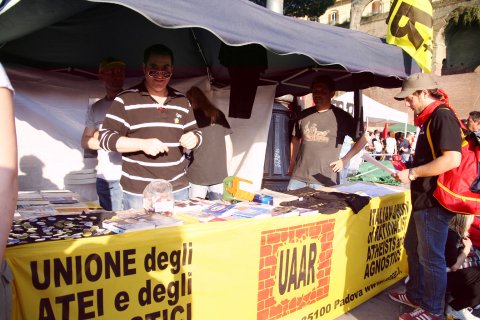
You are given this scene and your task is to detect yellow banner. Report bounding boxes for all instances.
[386,0,433,73]
[6,191,411,320]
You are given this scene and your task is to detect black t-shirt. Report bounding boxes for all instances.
[410,106,462,210]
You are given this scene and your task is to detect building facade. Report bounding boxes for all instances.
[316,0,480,119]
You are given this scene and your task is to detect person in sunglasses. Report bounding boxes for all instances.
[99,44,202,210]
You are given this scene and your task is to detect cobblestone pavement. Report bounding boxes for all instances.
[337,281,480,320]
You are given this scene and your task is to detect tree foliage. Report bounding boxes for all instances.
[250,0,335,19]
[444,6,480,39]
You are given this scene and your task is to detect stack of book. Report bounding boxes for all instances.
[102,197,322,233]
[16,190,86,219]
[198,201,318,220]
[102,209,184,233]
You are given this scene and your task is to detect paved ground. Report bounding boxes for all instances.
[336,281,480,320]
[336,281,407,320]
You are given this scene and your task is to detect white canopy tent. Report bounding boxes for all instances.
[10,67,275,199]
[332,92,409,132]
[1,0,419,198]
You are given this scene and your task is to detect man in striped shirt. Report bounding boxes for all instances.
[99,44,202,209]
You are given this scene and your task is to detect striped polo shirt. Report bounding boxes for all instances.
[99,82,201,196]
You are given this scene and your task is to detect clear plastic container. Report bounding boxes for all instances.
[142,179,174,216]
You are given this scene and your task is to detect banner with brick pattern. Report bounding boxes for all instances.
[6,191,410,320]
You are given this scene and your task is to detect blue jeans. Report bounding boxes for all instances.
[404,206,454,315]
[189,183,224,200]
[287,178,324,191]
[96,178,123,211]
[122,187,190,210]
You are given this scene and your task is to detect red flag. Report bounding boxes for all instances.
[382,123,389,140]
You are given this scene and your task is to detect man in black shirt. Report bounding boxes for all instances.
[387,73,462,320]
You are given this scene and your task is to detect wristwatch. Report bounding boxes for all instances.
[408,168,417,181]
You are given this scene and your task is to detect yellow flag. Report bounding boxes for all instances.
[386,0,433,73]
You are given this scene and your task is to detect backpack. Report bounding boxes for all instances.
[426,112,480,215]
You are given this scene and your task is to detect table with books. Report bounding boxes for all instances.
[5,182,412,320]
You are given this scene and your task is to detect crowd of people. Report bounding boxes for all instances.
[1,44,479,320]
[365,128,414,163]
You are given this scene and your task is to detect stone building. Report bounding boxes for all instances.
[317,0,480,120]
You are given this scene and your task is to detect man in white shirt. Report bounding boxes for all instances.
[81,57,125,211]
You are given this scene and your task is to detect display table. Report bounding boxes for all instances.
[6,186,411,320]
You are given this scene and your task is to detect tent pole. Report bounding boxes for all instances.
[353,89,364,138]
[190,29,213,84]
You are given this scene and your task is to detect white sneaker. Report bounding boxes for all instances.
[446,305,480,320]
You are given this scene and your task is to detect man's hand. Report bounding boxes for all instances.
[392,169,410,184]
[462,237,472,255]
[141,138,168,156]
[179,132,198,150]
[329,159,344,173]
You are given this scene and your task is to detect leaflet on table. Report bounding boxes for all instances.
[201,202,274,219]
[102,221,155,234]
[40,189,80,195]
[174,198,215,212]
[269,206,300,217]
[15,206,60,220]
[269,206,319,217]
[102,211,183,234]
[361,154,396,174]
[18,190,81,206]
[17,200,51,207]
[335,182,403,198]
[17,191,43,201]
[201,203,236,217]
[40,190,81,201]
[257,188,299,206]
[228,203,273,219]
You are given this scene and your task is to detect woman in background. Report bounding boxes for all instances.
[445,214,480,320]
[185,86,233,200]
